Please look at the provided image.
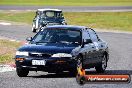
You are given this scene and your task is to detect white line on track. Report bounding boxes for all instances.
[0,22,11,25]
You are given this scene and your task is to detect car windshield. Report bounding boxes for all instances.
[32,28,81,45]
[45,11,55,17]
[40,11,63,18]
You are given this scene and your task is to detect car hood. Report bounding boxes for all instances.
[18,43,78,54]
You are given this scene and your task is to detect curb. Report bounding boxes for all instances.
[0,64,16,72]
[0,38,26,72]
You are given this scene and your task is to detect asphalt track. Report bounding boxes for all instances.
[0,24,132,88]
[0,6,132,12]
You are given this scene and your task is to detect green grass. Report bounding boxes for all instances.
[0,12,35,24]
[65,12,132,31]
[0,0,132,6]
[0,39,21,64]
[0,11,132,32]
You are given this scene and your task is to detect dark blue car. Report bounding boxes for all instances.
[15,25,109,77]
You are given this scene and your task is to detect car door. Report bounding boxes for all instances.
[88,29,103,64]
[81,30,97,69]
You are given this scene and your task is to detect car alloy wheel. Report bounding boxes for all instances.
[102,55,107,70]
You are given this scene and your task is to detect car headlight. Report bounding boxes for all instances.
[16,51,29,56]
[52,53,72,58]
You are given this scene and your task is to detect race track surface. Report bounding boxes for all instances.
[0,24,132,88]
[0,6,132,12]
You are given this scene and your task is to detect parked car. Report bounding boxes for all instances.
[32,9,67,33]
[15,25,109,77]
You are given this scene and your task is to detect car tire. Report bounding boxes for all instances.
[69,56,82,76]
[62,22,67,25]
[32,23,37,33]
[95,55,107,73]
[76,56,83,74]
[16,68,29,77]
[77,56,83,69]
[69,68,77,76]
[32,27,37,33]
[64,22,67,25]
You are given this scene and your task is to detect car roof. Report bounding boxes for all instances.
[37,9,62,12]
[42,25,87,31]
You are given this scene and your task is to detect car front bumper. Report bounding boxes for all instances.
[15,57,77,72]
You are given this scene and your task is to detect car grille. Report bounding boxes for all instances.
[29,53,52,58]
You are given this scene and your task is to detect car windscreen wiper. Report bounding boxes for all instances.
[58,41,80,45]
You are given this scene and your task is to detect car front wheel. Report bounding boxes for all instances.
[16,68,29,77]
[69,56,82,76]
[76,56,83,75]
[95,55,107,73]
[32,26,37,33]
[32,23,37,33]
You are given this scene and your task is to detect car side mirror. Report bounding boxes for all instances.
[84,39,92,44]
[82,39,92,48]
[26,37,32,41]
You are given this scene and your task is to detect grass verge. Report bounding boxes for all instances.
[0,0,132,6]
[0,39,21,64]
[0,11,132,32]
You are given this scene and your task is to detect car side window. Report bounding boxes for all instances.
[82,29,91,42]
[88,29,99,42]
